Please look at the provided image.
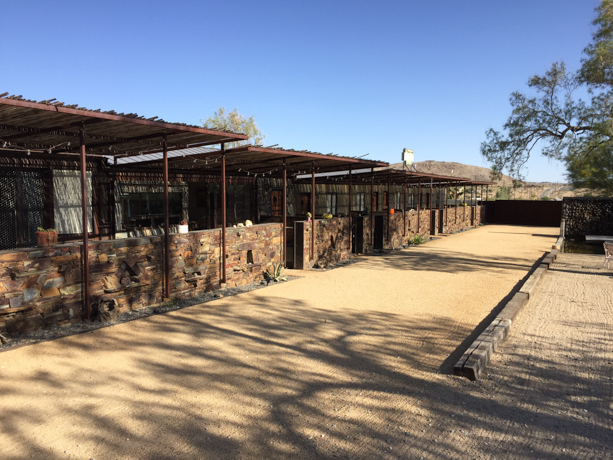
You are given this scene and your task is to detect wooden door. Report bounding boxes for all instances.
[299,193,310,215]
[271,190,283,216]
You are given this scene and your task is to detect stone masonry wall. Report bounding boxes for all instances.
[296,218,350,269]
[406,210,431,239]
[314,217,351,268]
[444,206,479,233]
[362,210,431,253]
[0,246,85,335]
[562,198,613,238]
[0,223,282,337]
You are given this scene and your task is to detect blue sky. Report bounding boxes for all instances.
[0,0,600,182]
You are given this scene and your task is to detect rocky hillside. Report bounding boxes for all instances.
[389,160,590,200]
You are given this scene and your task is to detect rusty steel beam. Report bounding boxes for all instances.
[221,144,227,283]
[370,168,374,246]
[403,177,407,237]
[311,162,315,262]
[417,180,421,235]
[444,184,448,231]
[0,97,250,139]
[387,174,390,244]
[348,166,352,253]
[163,136,170,299]
[455,181,458,223]
[2,118,107,141]
[283,160,287,266]
[479,184,483,223]
[79,127,91,321]
[226,145,386,167]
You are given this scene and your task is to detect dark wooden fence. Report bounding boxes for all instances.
[483,200,562,227]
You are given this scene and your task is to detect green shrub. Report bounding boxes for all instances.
[264,263,286,282]
[408,235,426,245]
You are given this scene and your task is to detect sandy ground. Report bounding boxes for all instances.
[0,225,611,459]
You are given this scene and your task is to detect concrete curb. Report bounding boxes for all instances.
[453,251,553,380]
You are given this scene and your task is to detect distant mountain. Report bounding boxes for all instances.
[389,160,590,200]
[389,160,515,186]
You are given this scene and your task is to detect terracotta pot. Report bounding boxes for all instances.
[389,209,395,214]
[36,231,58,247]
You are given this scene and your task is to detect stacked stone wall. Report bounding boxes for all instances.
[444,206,479,233]
[387,213,405,248]
[296,218,350,268]
[406,210,431,239]
[0,223,282,337]
[314,217,351,267]
[362,216,373,254]
[562,198,613,238]
[0,246,84,335]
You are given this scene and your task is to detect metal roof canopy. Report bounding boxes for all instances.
[0,94,248,155]
[0,93,251,323]
[294,167,479,186]
[121,144,388,176]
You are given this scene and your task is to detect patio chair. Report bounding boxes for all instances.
[604,242,613,269]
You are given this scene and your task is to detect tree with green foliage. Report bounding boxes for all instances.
[202,107,265,148]
[481,1,613,195]
[496,186,511,200]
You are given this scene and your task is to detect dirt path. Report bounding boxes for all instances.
[1,225,609,459]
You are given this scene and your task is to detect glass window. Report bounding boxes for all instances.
[325,193,337,215]
[353,192,365,211]
[120,192,182,229]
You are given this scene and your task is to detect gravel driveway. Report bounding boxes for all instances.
[1,225,610,459]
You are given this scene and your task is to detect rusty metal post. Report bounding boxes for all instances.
[403,177,407,237]
[472,184,475,226]
[417,180,421,236]
[79,127,90,320]
[479,184,482,224]
[221,144,227,283]
[282,160,287,266]
[386,174,391,244]
[110,172,116,240]
[455,181,458,223]
[443,183,447,231]
[311,161,315,261]
[162,136,170,299]
[348,166,352,253]
[370,168,374,246]
[463,183,467,221]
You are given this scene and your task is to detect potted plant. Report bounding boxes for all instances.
[306,212,312,222]
[178,219,189,234]
[36,227,58,247]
